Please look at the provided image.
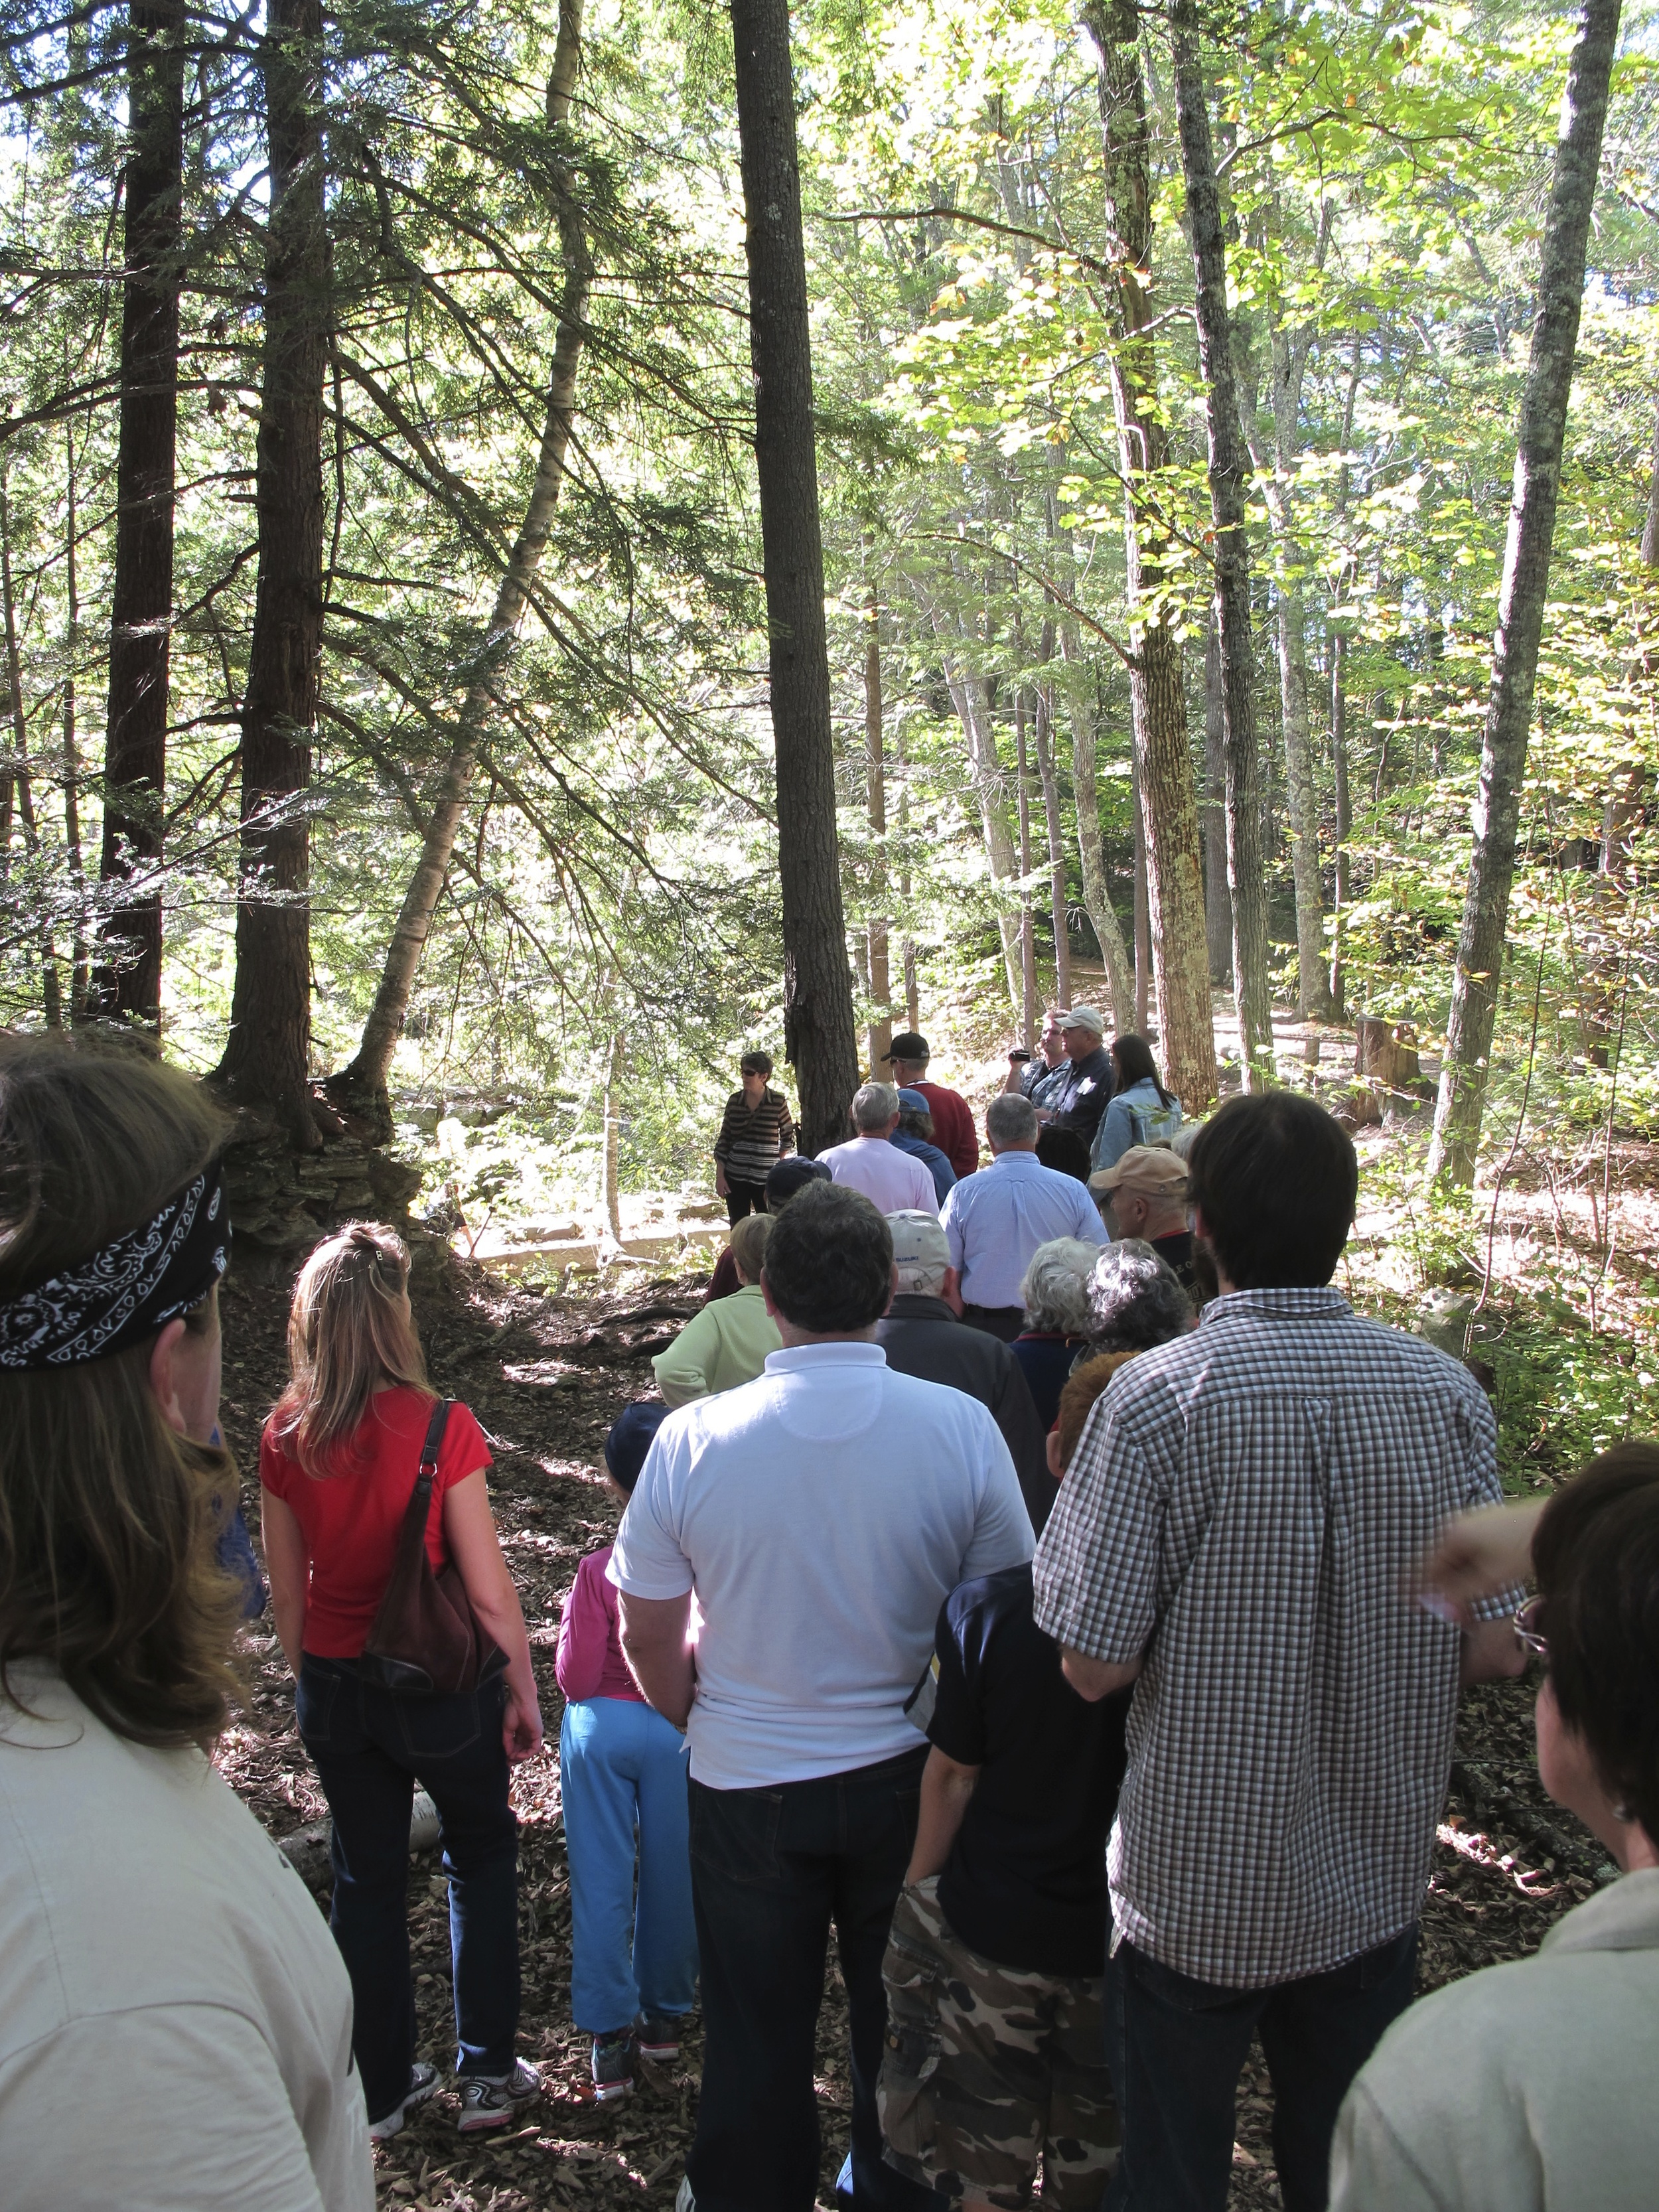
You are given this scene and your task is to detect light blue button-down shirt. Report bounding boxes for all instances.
[940,1149,1106,1310]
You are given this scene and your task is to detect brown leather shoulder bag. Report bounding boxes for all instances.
[360,1398,506,1698]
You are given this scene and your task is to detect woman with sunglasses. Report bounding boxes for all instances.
[1331,1443,1659,2211]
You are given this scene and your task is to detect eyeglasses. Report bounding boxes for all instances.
[1513,1595,1548,1660]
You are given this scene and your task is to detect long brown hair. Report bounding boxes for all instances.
[271,1220,431,1476]
[0,1036,244,1748]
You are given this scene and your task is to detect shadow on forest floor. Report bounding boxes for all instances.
[215,1220,1617,2211]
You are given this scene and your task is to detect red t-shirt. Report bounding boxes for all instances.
[259,1388,492,1659]
[915,1080,979,1181]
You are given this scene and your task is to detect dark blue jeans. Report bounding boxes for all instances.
[295,1655,520,2122]
[686,1746,948,2212]
[1103,1924,1418,2212]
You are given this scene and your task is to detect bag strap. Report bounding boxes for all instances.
[419,1396,453,1482]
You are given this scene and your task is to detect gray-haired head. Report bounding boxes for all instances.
[985,1092,1039,1151]
[1019,1238,1101,1335]
[851,1080,900,1133]
[1086,1238,1194,1351]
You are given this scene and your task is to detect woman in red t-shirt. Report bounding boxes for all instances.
[260,1222,543,2142]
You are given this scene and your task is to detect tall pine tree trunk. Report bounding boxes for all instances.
[1170,0,1275,1085]
[1032,636,1072,1009]
[64,423,90,1017]
[1427,0,1622,1185]
[92,0,184,1026]
[1086,0,1216,1106]
[1202,615,1232,982]
[938,643,1024,1021]
[1060,638,1135,1029]
[214,0,326,1136]
[730,0,858,1154]
[1330,629,1352,1020]
[331,0,591,1128]
[865,585,892,1074]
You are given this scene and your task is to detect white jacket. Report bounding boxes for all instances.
[1330,1866,1659,2211]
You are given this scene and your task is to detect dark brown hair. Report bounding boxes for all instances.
[1534,1441,1659,1842]
[1110,1033,1175,1110]
[762,1181,893,1333]
[0,1036,244,1747]
[1186,1093,1357,1290]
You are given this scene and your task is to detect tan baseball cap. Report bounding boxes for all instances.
[887,1209,951,1273]
[1089,1145,1190,1199]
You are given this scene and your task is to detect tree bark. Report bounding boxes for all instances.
[1,469,64,1025]
[729,0,859,1154]
[1032,648,1072,1010]
[1426,0,1623,1185]
[1085,0,1216,1106]
[64,423,90,1019]
[92,0,184,1026]
[1016,688,1038,1046]
[1170,0,1276,1086]
[329,0,591,1128]
[1330,628,1352,1021]
[938,644,1024,1021]
[214,0,327,1136]
[1061,643,1135,1029]
[1239,245,1332,1021]
[1131,742,1150,1033]
[865,586,892,1075]
[1202,614,1232,982]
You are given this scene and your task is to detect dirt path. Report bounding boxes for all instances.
[215,1256,1602,2211]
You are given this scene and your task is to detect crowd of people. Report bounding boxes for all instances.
[1,1025,1656,2212]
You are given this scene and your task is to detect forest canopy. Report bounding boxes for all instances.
[1,0,1656,1250]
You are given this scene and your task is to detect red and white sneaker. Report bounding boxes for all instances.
[636,2013,688,2063]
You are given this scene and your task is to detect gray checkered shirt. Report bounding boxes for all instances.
[1033,1288,1509,1988]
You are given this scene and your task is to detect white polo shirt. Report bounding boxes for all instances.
[609,1343,1034,1789]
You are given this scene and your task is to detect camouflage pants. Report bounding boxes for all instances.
[878,1876,1119,2209]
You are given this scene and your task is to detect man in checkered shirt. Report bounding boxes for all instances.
[1033,1093,1524,2212]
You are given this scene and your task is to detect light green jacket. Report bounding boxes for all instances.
[651,1283,782,1408]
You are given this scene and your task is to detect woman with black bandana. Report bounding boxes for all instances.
[0,1037,373,2211]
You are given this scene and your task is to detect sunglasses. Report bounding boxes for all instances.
[1513,1594,1548,1660]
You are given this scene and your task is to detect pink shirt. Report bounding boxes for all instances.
[555,1545,644,1704]
[819,1136,940,1217]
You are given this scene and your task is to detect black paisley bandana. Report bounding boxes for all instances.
[0,1161,231,1370]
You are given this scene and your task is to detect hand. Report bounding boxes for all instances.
[714,1165,730,1199]
[502,1692,545,1763]
[1415,1500,1544,1623]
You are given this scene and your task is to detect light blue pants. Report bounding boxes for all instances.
[559,1695,699,2034]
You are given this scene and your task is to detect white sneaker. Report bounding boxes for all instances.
[456,2056,542,2134]
[674,2179,696,2212]
[368,2061,440,2141]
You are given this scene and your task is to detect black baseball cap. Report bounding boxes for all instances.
[765,1155,832,1207]
[881,1032,930,1063]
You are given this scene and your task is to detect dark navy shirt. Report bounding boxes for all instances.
[929,1562,1129,1976]
[1045,1047,1115,1146]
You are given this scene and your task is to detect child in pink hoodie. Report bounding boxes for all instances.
[556,1400,696,2103]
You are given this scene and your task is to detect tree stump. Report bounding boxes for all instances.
[1354,1015,1421,1090]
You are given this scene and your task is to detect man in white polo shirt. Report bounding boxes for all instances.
[941,1092,1106,1340]
[611,1182,1033,2212]
[818,1081,940,1217]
